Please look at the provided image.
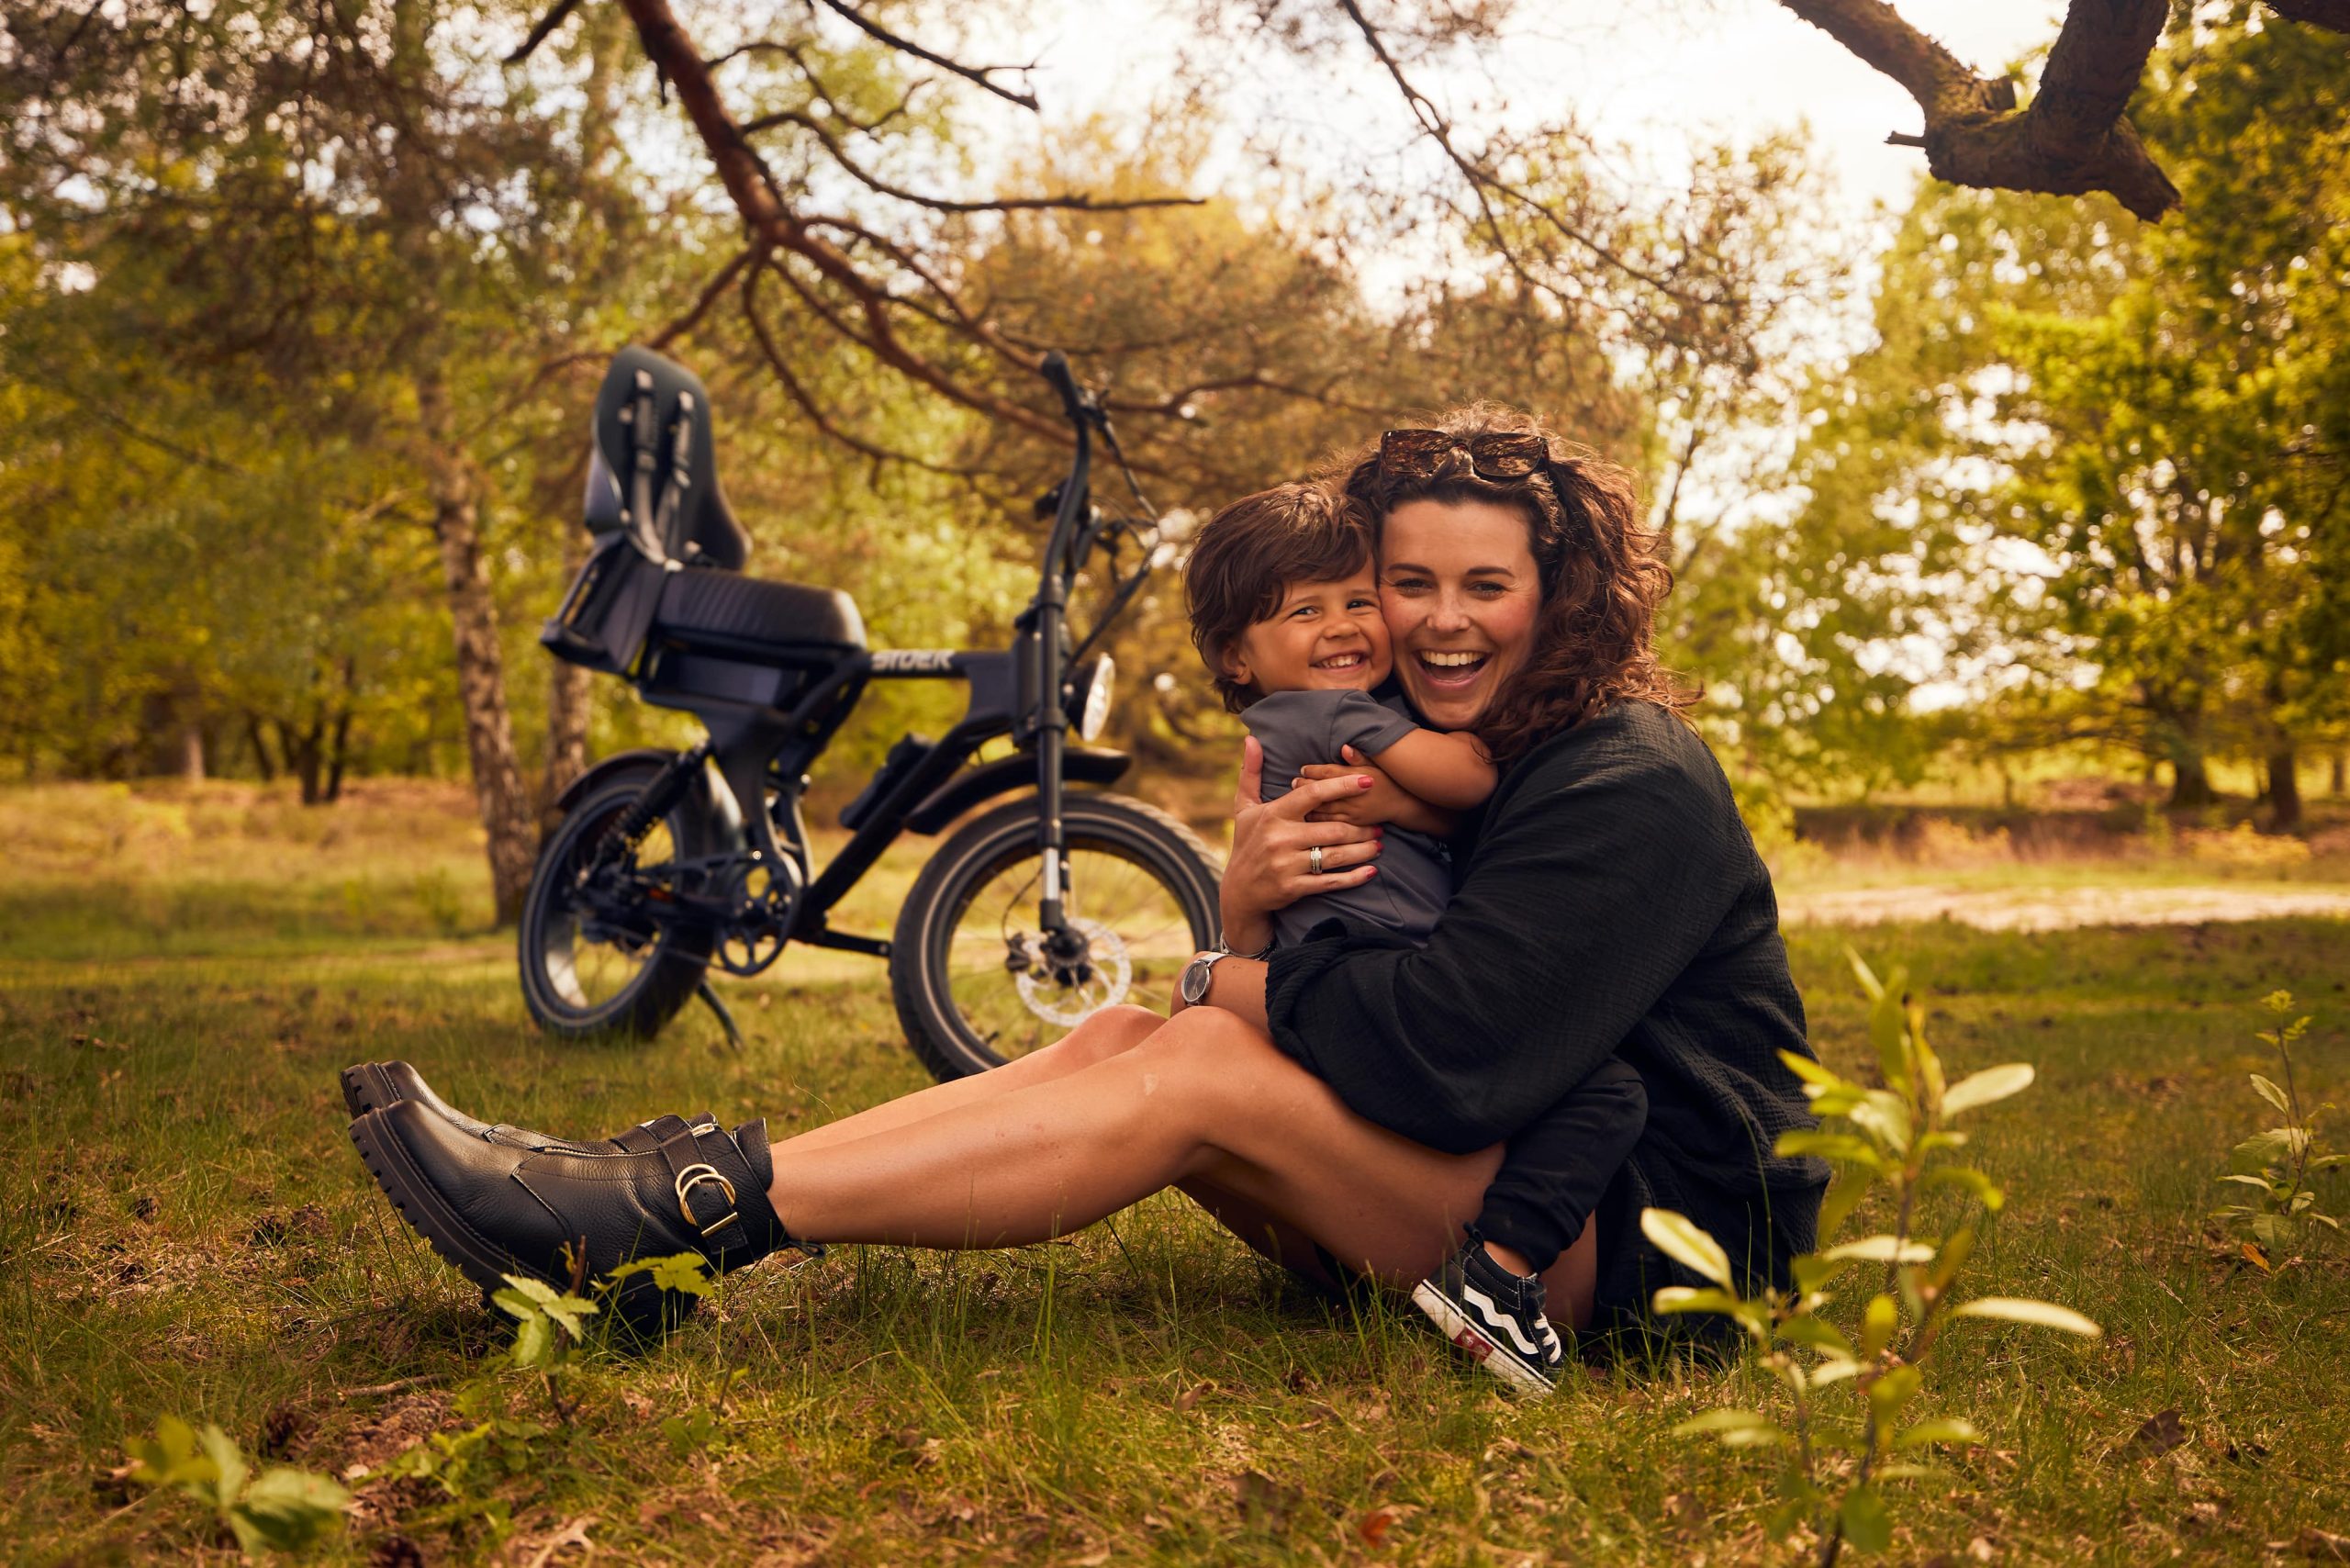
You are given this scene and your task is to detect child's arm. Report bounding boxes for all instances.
[1359,728,1496,812]
[1302,757,1459,834]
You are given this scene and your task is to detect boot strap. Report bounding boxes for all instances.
[657,1127,753,1254]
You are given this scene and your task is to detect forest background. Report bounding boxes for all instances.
[3,0,2347,921]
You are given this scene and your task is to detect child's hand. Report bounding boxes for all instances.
[1301,750,1409,826]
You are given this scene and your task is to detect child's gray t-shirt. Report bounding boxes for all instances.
[1240,689,1455,948]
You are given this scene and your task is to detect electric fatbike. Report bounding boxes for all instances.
[523,345,1219,1080]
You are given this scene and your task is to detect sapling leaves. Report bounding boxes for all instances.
[1653,951,2099,1560]
[2251,1074,2293,1117]
[1673,1407,1787,1448]
[1940,1063,2035,1118]
[1822,1235,1936,1266]
[1840,1483,1893,1552]
[1895,1416,1983,1450]
[1640,1207,1734,1290]
[1949,1297,2103,1337]
[123,1415,351,1554]
[2211,992,2338,1254]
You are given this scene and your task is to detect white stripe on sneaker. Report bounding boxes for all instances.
[1460,1282,1545,1357]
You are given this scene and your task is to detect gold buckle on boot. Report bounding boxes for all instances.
[673,1163,739,1237]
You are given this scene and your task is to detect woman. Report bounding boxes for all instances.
[344,406,1826,1343]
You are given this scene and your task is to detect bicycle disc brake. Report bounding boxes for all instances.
[1009,916,1132,1027]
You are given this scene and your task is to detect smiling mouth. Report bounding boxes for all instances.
[1313,652,1369,671]
[1415,650,1489,684]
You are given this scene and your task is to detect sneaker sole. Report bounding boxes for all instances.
[348,1109,543,1304]
[1410,1281,1557,1397]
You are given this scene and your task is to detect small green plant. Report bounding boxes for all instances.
[2212,990,2341,1266]
[122,1415,351,1555]
[1641,950,2101,1564]
[373,1255,716,1537]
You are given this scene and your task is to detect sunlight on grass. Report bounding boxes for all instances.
[2,782,2346,1562]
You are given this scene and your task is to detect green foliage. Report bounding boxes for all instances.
[377,1255,711,1540]
[1782,17,2350,802]
[122,1415,350,1555]
[2212,990,2343,1262]
[1644,947,2099,1562]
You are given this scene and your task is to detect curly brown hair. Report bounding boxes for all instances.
[1182,481,1374,714]
[1329,404,1695,764]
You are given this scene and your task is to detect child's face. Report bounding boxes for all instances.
[1220,569,1392,697]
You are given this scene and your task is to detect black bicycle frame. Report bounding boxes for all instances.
[583,351,1139,974]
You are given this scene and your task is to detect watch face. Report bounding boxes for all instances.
[1181,956,1212,1005]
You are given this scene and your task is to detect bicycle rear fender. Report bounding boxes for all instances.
[903,748,1131,835]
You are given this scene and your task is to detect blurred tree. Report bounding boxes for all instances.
[1785,9,2349,816]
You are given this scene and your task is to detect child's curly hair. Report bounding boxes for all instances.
[1183,481,1373,713]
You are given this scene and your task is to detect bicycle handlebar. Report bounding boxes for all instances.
[1037,350,1100,431]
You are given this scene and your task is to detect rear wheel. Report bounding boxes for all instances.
[519,767,714,1040]
[891,792,1222,1081]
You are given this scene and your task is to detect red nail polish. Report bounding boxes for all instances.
[1357,776,1373,788]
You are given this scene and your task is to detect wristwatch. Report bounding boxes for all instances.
[1180,948,1231,1007]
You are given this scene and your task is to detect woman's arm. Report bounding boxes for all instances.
[1217,736,1384,957]
[1263,716,1745,1153]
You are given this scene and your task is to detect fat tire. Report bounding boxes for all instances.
[890,791,1222,1081]
[518,766,714,1041]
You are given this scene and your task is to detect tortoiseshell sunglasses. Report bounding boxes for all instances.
[1376,429,1550,481]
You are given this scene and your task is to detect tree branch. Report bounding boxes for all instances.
[742,106,1202,213]
[506,0,587,64]
[739,264,986,476]
[808,0,1039,112]
[2265,0,2350,30]
[650,243,760,348]
[613,0,1066,441]
[1780,0,2180,219]
[1336,0,1705,305]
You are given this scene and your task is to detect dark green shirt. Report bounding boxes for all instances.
[1264,700,1828,1315]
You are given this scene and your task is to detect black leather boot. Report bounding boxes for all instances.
[349,1097,818,1335]
[340,1060,718,1157]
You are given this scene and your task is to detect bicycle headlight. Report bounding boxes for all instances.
[1069,654,1115,744]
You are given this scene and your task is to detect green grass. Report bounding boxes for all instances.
[3,784,2347,1563]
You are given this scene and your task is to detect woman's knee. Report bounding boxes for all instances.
[1128,1008,1319,1127]
[1050,1004,1164,1070]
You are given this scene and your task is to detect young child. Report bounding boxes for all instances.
[1181,481,1647,1395]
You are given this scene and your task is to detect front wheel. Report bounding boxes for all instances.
[891,792,1222,1081]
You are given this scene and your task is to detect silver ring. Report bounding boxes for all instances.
[1308,846,1325,875]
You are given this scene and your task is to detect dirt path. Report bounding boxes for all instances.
[1781,882,2350,931]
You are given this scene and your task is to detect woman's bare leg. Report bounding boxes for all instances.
[762,1007,1601,1327]
[774,1005,1166,1156]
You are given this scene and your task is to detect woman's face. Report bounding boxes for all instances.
[1378,498,1542,732]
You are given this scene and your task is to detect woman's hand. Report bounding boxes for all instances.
[1302,747,1460,836]
[1220,736,1382,956]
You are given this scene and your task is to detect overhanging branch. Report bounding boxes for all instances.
[1780,0,2178,218]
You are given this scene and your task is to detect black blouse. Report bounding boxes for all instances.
[1263,700,1829,1315]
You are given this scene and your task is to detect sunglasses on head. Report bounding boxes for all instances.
[1376,429,1550,482]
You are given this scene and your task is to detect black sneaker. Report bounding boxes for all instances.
[1410,1238,1564,1395]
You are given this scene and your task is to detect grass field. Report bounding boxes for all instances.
[3,781,2347,1564]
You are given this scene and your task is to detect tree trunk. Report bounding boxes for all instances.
[543,518,592,819]
[417,370,538,924]
[2333,751,2344,796]
[2266,745,2302,831]
[245,714,278,783]
[324,657,357,805]
[2169,750,2217,809]
[179,722,206,783]
[279,714,326,805]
